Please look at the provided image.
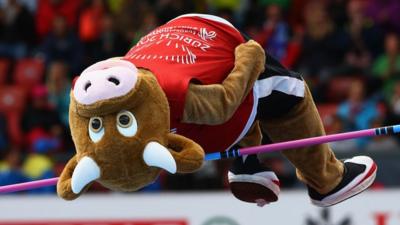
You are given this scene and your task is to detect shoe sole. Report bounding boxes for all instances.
[228,172,280,203]
[311,156,377,207]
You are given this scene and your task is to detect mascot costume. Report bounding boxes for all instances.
[57,14,377,207]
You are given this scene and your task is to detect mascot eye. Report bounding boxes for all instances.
[88,117,105,143]
[116,111,137,137]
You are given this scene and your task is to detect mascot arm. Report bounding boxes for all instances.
[182,40,265,125]
[167,133,205,173]
[57,155,93,200]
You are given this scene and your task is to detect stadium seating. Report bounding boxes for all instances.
[0,86,26,146]
[0,58,10,86]
[13,58,45,92]
[326,76,364,102]
[0,86,26,113]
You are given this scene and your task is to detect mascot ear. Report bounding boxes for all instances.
[71,76,79,90]
[166,133,205,173]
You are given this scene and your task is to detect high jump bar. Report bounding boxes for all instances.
[1,124,399,194]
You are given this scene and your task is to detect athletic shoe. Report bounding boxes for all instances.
[308,156,377,207]
[228,154,280,207]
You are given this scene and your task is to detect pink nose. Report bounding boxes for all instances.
[73,60,138,105]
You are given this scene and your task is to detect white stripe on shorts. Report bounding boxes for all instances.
[254,76,305,99]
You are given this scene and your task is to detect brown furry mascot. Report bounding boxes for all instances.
[58,14,377,207]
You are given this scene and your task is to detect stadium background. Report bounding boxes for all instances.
[0,0,399,224]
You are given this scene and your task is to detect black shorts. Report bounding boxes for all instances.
[255,52,305,120]
[240,33,305,120]
[251,51,306,145]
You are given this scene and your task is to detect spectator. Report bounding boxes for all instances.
[0,0,35,58]
[372,33,400,81]
[383,80,400,145]
[46,61,70,128]
[0,0,37,12]
[89,13,129,63]
[343,0,383,73]
[371,32,400,101]
[130,11,158,46]
[21,86,58,133]
[389,80,400,117]
[113,0,151,41]
[36,0,82,39]
[337,80,379,148]
[38,15,84,75]
[22,152,56,193]
[78,0,108,43]
[21,85,64,154]
[296,0,347,80]
[254,3,301,68]
[0,145,55,194]
[0,148,27,187]
[255,4,290,61]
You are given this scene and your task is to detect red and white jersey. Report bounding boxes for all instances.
[123,14,258,153]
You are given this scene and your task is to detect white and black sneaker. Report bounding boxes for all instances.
[228,154,280,207]
[308,156,377,207]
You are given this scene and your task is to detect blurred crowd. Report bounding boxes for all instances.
[0,0,399,193]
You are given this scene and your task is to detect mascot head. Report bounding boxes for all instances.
[57,59,204,200]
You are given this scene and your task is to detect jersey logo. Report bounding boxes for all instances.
[199,28,217,41]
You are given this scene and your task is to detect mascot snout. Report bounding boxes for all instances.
[73,60,138,105]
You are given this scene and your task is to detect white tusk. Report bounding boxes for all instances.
[71,156,100,194]
[143,141,177,174]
